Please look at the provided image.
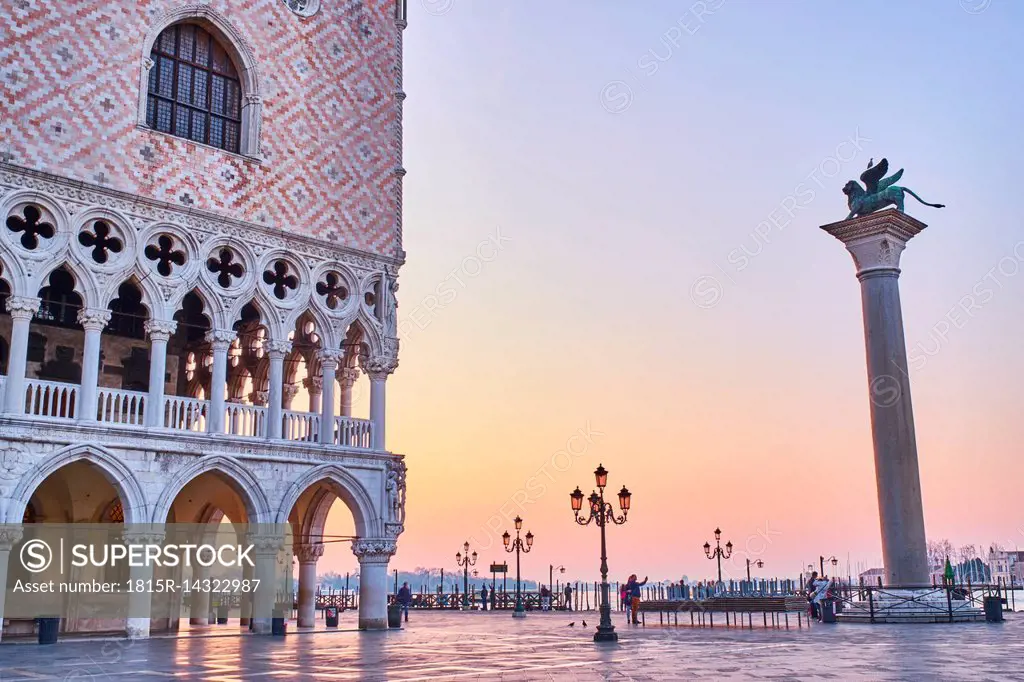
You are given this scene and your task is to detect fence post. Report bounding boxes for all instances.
[867,588,875,624]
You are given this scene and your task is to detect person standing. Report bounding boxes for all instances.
[626,574,648,625]
[480,584,489,611]
[397,582,412,622]
[564,584,573,611]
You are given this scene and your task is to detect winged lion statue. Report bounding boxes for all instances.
[842,158,945,219]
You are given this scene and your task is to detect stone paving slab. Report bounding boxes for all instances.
[1,610,1021,680]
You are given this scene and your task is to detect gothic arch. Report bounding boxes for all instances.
[275,464,379,538]
[4,444,148,524]
[137,6,262,157]
[150,455,272,524]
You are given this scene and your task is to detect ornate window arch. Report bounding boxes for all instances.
[138,8,262,157]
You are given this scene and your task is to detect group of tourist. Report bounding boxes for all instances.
[620,575,648,625]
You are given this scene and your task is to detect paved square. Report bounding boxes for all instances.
[1,610,1021,680]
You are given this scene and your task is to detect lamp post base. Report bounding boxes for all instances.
[593,626,618,642]
[512,609,527,619]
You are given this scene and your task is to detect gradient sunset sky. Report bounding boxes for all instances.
[323,0,1024,585]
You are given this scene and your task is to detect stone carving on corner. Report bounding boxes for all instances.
[351,538,397,562]
[385,458,406,527]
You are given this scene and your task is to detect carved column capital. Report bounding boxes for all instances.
[351,538,397,565]
[77,308,112,331]
[359,355,399,381]
[316,348,343,371]
[250,391,269,406]
[820,210,926,279]
[145,319,178,341]
[282,383,299,403]
[295,543,325,564]
[122,529,166,546]
[6,296,40,321]
[338,367,361,388]
[304,376,323,394]
[266,340,291,359]
[205,329,237,351]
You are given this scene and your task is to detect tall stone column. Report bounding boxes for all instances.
[144,320,176,427]
[360,355,398,451]
[318,349,342,444]
[338,368,360,418]
[821,210,930,586]
[4,297,39,414]
[352,539,396,630]
[124,529,164,640]
[265,341,290,440]
[77,308,112,421]
[0,527,23,643]
[206,330,235,434]
[295,544,324,627]
[247,532,285,634]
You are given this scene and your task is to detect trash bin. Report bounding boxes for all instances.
[820,599,837,623]
[37,617,60,645]
[272,607,288,636]
[387,603,402,628]
[217,604,230,624]
[983,596,1004,623]
[325,606,339,628]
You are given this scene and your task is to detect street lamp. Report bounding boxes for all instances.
[570,463,631,643]
[549,564,565,600]
[455,541,477,610]
[703,528,732,585]
[746,558,764,582]
[828,555,838,577]
[503,516,533,618]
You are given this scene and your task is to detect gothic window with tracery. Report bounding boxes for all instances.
[147,23,243,153]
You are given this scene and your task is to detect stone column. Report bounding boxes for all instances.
[318,350,342,444]
[338,368,360,418]
[247,533,285,634]
[144,320,176,427]
[821,210,930,586]
[206,330,235,434]
[189,563,211,625]
[265,341,290,440]
[295,543,324,628]
[4,297,39,414]
[352,539,396,630]
[77,308,112,421]
[360,355,398,451]
[304,376,323,415]
[0,527,23,643]
[124,529,164,640]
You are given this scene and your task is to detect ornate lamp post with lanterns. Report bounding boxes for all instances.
[502,516,533,618]
[570,463,631,643]
[455,541,477,610]
[704,528,732,585]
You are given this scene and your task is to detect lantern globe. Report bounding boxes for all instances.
[594,464,608,489]
[514,516,523,531]
[570,487,584,512]
[617,485,631,511]
[502,531,510,547]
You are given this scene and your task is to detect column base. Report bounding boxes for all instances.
[252,618,272,634]
[593,628,618,643]
[358,618,388,630]
[512,610,527,619]
[126,619,150,640]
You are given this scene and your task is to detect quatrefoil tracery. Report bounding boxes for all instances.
[78,220,123,264]
[316,272,349,310]
[263,260,298,300]
[207,248,245,288]
[6,205,55,250]
[144,235,187,276]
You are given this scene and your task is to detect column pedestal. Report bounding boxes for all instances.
[821,209,930,586]
[352,539,396,630]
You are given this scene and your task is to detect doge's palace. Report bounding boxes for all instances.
[0,0,409,639]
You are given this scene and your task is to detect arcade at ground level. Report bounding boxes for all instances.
[0,609,1019,680]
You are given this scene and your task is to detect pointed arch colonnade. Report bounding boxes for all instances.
[0,172,406,640]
